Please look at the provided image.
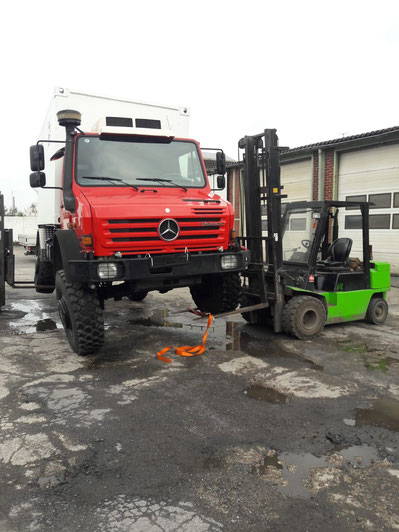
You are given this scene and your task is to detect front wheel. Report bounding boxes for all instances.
[366,297,388,325]
[55,270,104,355]
[190,273,241,314]
[282,295,326,339]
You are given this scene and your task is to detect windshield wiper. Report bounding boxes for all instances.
[81,176,138,191]
[137,178,187,192]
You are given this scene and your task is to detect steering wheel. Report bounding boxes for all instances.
[301,239,311,249]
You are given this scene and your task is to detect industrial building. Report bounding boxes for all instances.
[227,127,399,273]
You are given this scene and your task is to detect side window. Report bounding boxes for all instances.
[346,194,366,210]
[369,193,391,209]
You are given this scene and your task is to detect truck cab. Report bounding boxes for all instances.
[30,108,249,355]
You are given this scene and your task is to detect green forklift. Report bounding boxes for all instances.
[233,129,390,339]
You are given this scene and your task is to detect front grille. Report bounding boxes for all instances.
[101,209,228,252]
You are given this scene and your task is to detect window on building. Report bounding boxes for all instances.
[369,193,391,209]
[345,195,366,210]
[369,214,391,229]
[393,214,399,229]
[394,192,399,208]
[345,215,362,229]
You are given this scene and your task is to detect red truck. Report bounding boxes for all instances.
[29,94,249,356]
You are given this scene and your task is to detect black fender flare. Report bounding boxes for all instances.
[54,230,82,282]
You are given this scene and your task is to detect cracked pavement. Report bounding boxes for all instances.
[0,247,399,531]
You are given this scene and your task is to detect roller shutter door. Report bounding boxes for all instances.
[281,158,312,202]
[338,143,399,274]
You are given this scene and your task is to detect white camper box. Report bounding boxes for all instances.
[37,87,190,225]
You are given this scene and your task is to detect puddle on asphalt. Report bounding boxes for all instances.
[204,444,379,499]
[7,300,61,334]
[245,384,288,404]
[130,308,322,370]
[355,398,399,432]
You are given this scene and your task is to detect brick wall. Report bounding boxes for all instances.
[324,149,334,200]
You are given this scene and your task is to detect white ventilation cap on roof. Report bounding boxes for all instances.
[91,116,175,139]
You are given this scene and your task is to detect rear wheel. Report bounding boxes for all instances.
[240,294,272,325]
[55,270,104,355]
[34,257,55,294]
[282,295,326,339]
[190,273,241,314]
[366,297,388,325]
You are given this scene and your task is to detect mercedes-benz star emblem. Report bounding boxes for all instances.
[158,218,180,241]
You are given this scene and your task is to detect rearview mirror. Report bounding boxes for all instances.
[30,145,45,171]
[217,175,225,189]
[216,151,226,175]
[30,172,46,188]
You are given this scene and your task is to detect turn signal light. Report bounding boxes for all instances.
[81,235,93,246]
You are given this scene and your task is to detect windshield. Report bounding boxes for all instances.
[282,208,321,263]
[75,137,206,188]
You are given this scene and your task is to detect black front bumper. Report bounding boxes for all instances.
[66,250,250,284]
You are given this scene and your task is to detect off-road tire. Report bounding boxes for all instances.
[190,273,241,314]
[55,270,104,356]
[34,257,55,294]
[366,297,388,325]
[128,291,148,302]
[282,295,326,339]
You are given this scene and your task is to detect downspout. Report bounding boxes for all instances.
[332,150,339,200]
[317,148,325,200]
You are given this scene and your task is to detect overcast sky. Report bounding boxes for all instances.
[1,0,399,210]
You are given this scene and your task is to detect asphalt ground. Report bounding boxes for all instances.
[0,246,399,531]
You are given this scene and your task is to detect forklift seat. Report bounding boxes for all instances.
[318,238,353,270]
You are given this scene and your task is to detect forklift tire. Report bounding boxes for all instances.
[55,270,104,356]
[282,295,326,340]
[190,273,241,314]
[128,291,148,302]
[34,257,55,294]
[366,297,388,325]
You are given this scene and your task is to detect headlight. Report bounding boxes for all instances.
[221,254,239,270]
[97,262,119,279]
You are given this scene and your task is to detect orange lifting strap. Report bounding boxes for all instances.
[156,314,214,363]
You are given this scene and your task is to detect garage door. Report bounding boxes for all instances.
[281,158,313,202]
[261,158,312,234]
[338,143,399,274]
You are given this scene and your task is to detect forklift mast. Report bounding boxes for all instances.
[238,129,287,331]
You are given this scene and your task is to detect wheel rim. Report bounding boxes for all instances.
[302,309,318,330]
[375,303,385,319]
